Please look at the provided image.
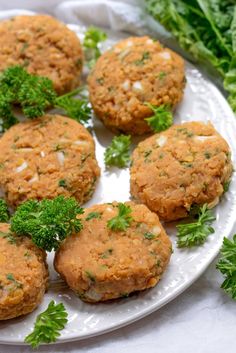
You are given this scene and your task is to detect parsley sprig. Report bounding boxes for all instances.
[0,66,91,132]
[107,203,133,231]
[217,235,236,300]
[0,199,10,222]
[10,196,84,251]
[104,135,131,168]
[177,204,215,248]
[24,301,68,348]
[83,26,107,68]
[145,103,173,132]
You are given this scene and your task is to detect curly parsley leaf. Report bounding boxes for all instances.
[0,66,92,130]
[10,196,84,251]
[83,26,107,68]
[104,135,131,168]
[0,66,56,131]
[0,199,10,222]
[145,103,173,132]
[216,235,236,300]
[55,87,92,124]
[177,204,215,248]
[107,203,133,231]
[24,301,68,348]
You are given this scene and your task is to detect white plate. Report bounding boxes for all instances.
[0,24,236,346]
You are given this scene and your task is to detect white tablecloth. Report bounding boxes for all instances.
[0,1,235,352]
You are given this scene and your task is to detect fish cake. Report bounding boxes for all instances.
[0,223,48,320]
[88,36,185,135]
[0,115,100,207]
[130,122,233,221]
[0,15,83,94]
[54,202,172,302]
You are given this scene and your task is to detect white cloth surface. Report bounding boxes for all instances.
[0,1,235,352]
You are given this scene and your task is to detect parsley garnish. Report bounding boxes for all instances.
[0,66,91,132]
[85,212,102,221]
[104,134,131,168]
[177,204,215,248]
[107,203,133,231]
[0,199,10,222]
[145,103,173,132]
[217,235,236,299]
[83,26,107,68]
[10,196,84,251]
[223,180,231,193]
[24,301,68,348]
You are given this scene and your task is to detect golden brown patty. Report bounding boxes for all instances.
[0,15,83,94]
[54,202,172,302]
[130,122,233,221]
[0,223,48,320]
[88,36,185,135]
[0,115,100,207]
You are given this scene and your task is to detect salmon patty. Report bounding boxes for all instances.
[54,202,172,302]
[130,122,233,221]
[88,36,185,135]
[0,15,83,94]
[0,115,100,207]
[0,223,48,320]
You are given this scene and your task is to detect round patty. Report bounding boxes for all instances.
[0,115,100,208]
[130,122,233,221]
[88,36,185,135]
[54,202,172,302]
[0,15,83,94]
[0,223,48,320]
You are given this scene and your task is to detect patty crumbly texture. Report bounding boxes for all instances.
[0,115,100,208]
[130,122,233,221]
[0,15,83,94]
[0,223,48,320]
[88,36,185,135]
[54,202,172,302]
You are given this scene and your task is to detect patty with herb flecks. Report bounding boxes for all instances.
[130,121,233,221]
[88,36,185,135]
[0,115,100,208]
[0,15,83,95]
[54,201,172,302]
[0,223,48,320]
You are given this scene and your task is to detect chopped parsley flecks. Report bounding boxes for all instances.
[204,152,211,159]
[85,270,96,283]
[134,51,150,66]
[58,179,67,188]
[6,273,23,289]
[85,212,102,221]
[158,71,167,80]
[100,248,113,259]
[144,232,156,240]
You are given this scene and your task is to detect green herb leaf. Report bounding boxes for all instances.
[104,135,131,168]
[10,196,84,251]
[24,301,68,348]
[55,87,92,124]
[144,232,156,240]
[145,103,173,132]
[83,26,107,68]
[85,212,102,221]
[217,235,236,299]
[177,204,215,248]
[0,199,10,222]
[107,203,133,231]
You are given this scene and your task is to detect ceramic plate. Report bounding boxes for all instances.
[0,24,236,345]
